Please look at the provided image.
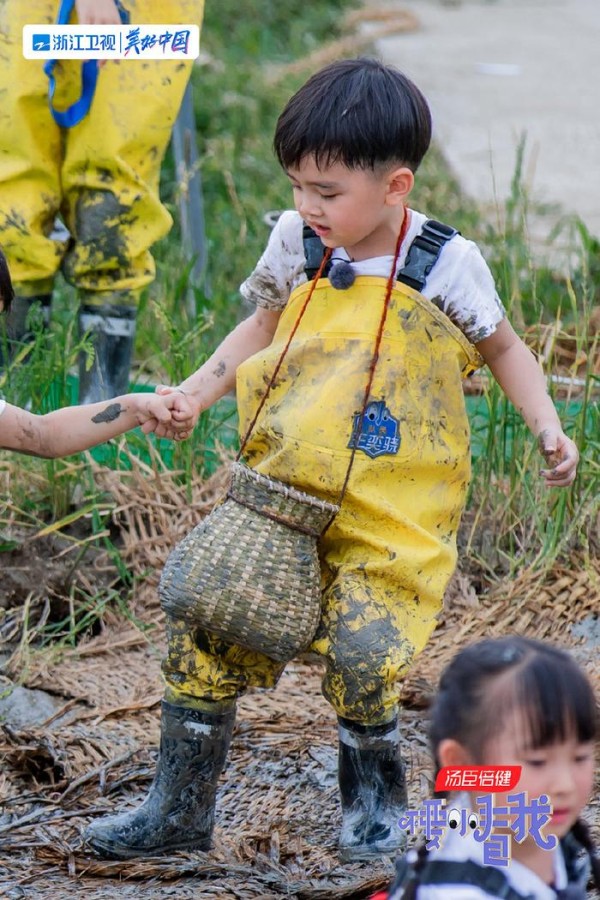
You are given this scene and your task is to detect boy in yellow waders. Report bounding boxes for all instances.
[84,59,579,861]
[0,0,203,401]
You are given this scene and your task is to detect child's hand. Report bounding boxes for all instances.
[160,392,195,441]
[153,384,202,439]
[75,0,122,25]
[135,393,193,442]
[538,427,579,487]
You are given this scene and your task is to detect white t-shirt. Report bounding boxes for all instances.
[0,398,5,418]
[240,209,506,344]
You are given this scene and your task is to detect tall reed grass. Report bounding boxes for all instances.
[463,142,599,573]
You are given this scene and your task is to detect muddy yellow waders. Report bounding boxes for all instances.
[163,240,482,726]
[87,219,484,861]
[0,0,203,297]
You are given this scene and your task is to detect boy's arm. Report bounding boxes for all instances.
[156,306,281,428]
[476,319,579,487]
[0,393,193,458]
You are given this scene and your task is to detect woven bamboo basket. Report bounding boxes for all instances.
[158,462,339,662]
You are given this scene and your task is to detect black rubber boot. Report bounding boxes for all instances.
[338,715,408,861]
[84,700,235,859]
[0,294,51,366]
[78,301,136,403]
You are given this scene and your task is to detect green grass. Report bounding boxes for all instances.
[462,141,599,570]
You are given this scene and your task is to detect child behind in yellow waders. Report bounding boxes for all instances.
[0,0,204,402]
[84,59,580,862]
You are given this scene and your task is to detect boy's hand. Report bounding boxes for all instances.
[163,391,196,441]
[538,428,579,487]
[136,393,194,442]
[75,0,122,25]
[153,384,203,438]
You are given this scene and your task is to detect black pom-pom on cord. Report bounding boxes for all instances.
[329,261,356,290]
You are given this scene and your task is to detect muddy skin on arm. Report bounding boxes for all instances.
[213,361,227,378]
[91,403,123,424]
[14,424,43,457]
[6,418,57,457]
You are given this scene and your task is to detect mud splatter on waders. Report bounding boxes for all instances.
[0,0,203,399]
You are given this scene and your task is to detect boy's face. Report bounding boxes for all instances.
[285,156,412,261]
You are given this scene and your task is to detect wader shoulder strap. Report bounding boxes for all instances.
[390,857,534,900]
[395,219,458,292]
[302,219,457,289]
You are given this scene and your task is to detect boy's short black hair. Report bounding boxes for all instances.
[274,57,432,173]
[0,247,14,311]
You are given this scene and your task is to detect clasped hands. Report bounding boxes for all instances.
[136,389,196,442]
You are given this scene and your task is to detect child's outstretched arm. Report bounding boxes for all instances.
[477,319,579,486]
[0,392,193,458]
[155,306,281,436]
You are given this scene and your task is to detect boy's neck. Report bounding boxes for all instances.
[345,206,409,262]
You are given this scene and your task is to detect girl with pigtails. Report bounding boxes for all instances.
[377,637,599,899]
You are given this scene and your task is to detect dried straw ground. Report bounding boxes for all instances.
[1,461,598,899]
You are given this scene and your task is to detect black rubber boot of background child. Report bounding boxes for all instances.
[0,294,51,367]
[77,299,137,404]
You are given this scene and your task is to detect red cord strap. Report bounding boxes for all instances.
[238,212,410,531]
[237,246,333,458]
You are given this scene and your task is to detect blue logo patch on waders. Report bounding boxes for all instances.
[348,400,401,459]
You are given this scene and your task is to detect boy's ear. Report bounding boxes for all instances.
[385,166,414,206]
[438,738,474,768]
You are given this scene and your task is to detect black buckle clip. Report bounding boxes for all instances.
[422,219,458,244]
[396,219,459,291]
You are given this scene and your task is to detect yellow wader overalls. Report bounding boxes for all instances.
[0,0,203,303]
[164,272,482,725]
